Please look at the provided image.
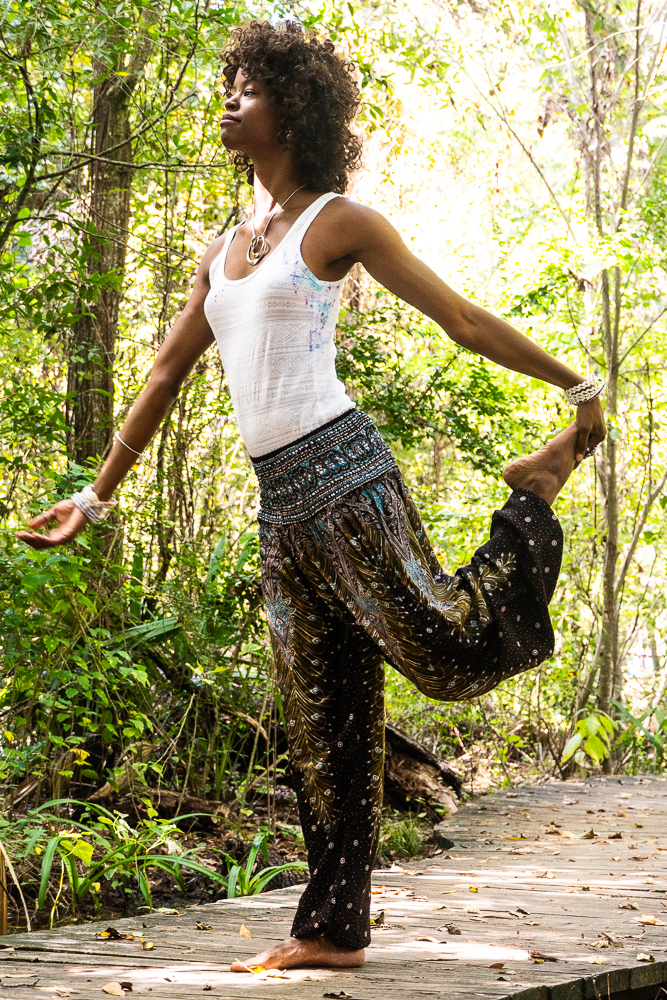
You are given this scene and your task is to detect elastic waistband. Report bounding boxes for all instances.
[252,409,396,524]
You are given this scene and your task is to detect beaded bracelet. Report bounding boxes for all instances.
[564,374,605,406]
[71,485,118,524]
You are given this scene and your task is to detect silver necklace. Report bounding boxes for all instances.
[246,184,306,266]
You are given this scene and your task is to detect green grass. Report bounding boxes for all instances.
[379,813,426,859]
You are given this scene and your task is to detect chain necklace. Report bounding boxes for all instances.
[246,184,306,266]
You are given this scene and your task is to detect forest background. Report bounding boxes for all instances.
[2,0,667,927]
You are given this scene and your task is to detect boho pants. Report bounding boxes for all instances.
[254,409,562,950]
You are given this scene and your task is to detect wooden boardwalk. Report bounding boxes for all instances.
[2,776,667,999]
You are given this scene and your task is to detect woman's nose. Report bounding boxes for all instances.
[225,92,239,111]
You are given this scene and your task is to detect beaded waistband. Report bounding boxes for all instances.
[252,409,396,524]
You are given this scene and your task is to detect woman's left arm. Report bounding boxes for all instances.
[341,202,606,462]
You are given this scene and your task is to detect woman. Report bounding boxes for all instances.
[19,20,605,973]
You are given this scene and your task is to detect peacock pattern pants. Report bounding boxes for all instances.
[254,409,562,950]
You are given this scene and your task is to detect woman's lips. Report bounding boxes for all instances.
[221,116,240,124]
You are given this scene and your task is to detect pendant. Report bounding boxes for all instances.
[247,234,270,266]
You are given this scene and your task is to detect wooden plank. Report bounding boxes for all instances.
[1,777,666,998]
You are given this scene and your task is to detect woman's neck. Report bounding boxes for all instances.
[251,155,307,222]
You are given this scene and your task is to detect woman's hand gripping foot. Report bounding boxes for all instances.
[230,934,365,972]
[502,422,579,507]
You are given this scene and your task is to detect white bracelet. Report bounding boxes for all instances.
[564,374,605,406]
[115,431,144,458]
[71,485,118,524]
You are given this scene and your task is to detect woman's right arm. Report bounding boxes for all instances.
[17,241,222,550]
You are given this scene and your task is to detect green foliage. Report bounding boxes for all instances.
[561,712,617,767]
[221,833,307,899]
[12,799,229,925]
[379,812,425,858]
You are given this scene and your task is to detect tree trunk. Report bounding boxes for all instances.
[67,31,153,464]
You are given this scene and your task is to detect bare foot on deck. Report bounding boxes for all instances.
[230,934,365,972]
[502,422,578,507]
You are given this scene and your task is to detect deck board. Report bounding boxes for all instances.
[3,776,667,998]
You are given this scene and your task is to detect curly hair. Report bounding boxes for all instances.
[221,20,363,193]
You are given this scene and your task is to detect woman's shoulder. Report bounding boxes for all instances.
[318,194,387,235]
[200,225,242,286]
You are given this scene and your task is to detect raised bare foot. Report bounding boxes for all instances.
[230,934,365,972]
[502,422,578,507]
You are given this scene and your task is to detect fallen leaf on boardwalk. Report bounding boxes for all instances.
[529,950,558,962]
[504,834,527,840]
[632,856,649,862]
[370,910,385,925]
[609,832,623,839]
[612,857,621,861]
[388,863,415,874]
[469,886,478,892]
[619,793,631,799]
[467,906,480,914]
[140,940,154,950]
[525,920,541,925]
[443,923,461,935]
[509,847,534,854]
[619,902,639,910]
[489,962,504,969]
[202,986,213,992]
[323,992,354,998]
[265,970,290,979]
[196,921,214,931]
[155,907,181,915]
[101,986,124,997]
[537,871,556,879]
[182,948,194,954]
[96,927,128,940]
[516,907,529,915]
[439,890,457,895]
[239,924,252,937]
[588,957,603,964]
[414,936,439,943]
[636,914,664,925]
[637,953,655,962]
[642,878,655,884]
[581,829,597,839]
[163,977,176,983]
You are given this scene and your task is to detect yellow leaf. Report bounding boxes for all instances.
[3,731,15,743]
[101,985,125,996]
[637,914,664,926]
[469,886,478,892]
[239,923,252,938]
[141,940,154,950]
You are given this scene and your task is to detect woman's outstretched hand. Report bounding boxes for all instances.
[16,499,89,550]
[574,397,606,464]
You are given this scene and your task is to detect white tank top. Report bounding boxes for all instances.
[204,192,354,458]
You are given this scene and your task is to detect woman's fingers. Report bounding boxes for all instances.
[27,509,55,529]
[16,505,87,549]
[575,422,590,464]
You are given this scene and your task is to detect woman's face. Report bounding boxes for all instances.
[220,69,281,155]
